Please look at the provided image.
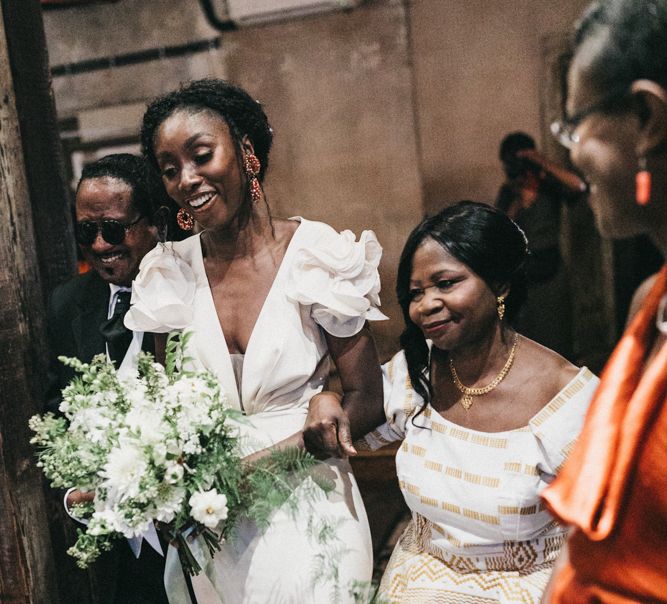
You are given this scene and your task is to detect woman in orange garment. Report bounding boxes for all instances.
[541,0,667,601]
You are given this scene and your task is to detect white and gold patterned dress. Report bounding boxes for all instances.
[359,350,598,604]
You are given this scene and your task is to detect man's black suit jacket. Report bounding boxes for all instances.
[45,270,168,604]
[46,270,111,411]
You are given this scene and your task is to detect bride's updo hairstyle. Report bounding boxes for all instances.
[396,200,528,411]
[140,78,274,229]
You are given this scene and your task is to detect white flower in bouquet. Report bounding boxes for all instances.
[123,378,150,407]
[170,377,218,429]
[111,511,153,539]
[168,375,211,406]
[164,462,184,484]
[190,489,229,529]
[88,509,122,536]
[69,407,115,444]
[125,405,169,446]
[100,442,149,501]
[154,485,186,524]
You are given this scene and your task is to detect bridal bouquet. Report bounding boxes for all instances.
[30,333,330,575]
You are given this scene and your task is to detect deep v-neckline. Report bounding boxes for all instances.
[194,220,303,399]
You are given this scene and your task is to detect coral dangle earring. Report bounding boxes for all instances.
[249,179,262,204]
[636,156,651,206]
[176,208,194,231]
[244,153,262,204]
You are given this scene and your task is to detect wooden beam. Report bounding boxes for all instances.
[0,1,60,601]
[3,0,76,301]
[0,1,100,601]
[41,0,120,6]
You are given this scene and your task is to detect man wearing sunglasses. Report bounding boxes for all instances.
[44,153,168,604]
[46,153,160,407]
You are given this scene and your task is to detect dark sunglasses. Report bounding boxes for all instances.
[75,216,144,246]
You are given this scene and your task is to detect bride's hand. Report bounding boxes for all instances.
[241,431,305,465]
[303,391,356,459]
[241,391,356,464]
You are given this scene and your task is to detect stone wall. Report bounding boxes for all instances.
[410,0,590,213]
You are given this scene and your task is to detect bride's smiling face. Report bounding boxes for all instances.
[155,109,246,231]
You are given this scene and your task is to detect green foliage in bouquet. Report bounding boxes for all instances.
[30,332,334,575]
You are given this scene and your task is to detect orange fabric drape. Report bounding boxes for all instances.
[542,266,667,602]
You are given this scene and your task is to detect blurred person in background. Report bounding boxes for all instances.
[496,132,587,360]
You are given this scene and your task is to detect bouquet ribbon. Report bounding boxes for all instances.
[164,534,225,604]
[128,522,163,559]
[117,330,144,379]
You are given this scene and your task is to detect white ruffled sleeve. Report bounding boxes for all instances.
[124,242,197,333]
[356,350,421,451]
[286,223,388,338]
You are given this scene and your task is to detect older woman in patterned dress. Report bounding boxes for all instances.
[308,201,598,603]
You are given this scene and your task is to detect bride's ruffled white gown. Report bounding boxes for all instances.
[126,218,386,604]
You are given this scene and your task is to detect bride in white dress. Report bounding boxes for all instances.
[126,78,387,603]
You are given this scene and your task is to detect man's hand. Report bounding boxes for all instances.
[303,391,356,459]
[65,489,95,510]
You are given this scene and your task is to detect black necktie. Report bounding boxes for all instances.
[99,290,133,366]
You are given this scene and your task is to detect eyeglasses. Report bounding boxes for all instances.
[75,216,144,246]
[658,295,667,335]
[550,89,630,149]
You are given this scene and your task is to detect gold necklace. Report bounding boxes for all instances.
[449,333,519,410]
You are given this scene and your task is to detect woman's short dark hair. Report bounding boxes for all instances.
[396,200,528,409]
[140,78,274,230]
[574,0,667,93]
[77,153,156,223]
